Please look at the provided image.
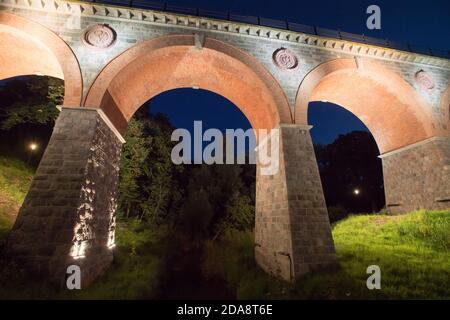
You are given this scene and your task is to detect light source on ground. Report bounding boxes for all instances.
[354,188,360,195]
[29,143,37,151]
[70,240,87,260]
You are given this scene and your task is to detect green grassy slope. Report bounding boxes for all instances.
[0,157,448,299]
[63,220,169,299]
[330,211,450,299]
[203,211,450,299]
[0,156,34,244]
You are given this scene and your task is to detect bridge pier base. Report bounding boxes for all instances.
[6,107,122,288]
[381,137,450,214]
[255,124,337,282]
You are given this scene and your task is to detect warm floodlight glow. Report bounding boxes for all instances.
[71,240,87,260]
[354,189,360,195]
[29,143,38,151]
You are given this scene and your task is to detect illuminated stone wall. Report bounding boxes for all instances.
[382,138,450,214]
[7,108,122,287]
[0,0,449,117]
[255,125,336,281]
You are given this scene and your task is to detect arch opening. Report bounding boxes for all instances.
[84,35,292,137]
[309,101,385,220]
[0,75,64,248]
[114,88,256,299]
[0,12,82,106]
[295,58,439,154]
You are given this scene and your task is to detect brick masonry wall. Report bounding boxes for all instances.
[6,108,122,287]
[255,125,336,281]
[1,0,449,121]
[382,137,450,214]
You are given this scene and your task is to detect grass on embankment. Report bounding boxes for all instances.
[0,156,171,299]
[0,156,448,299]
[203,210,450,299]
[63,219,171,300]
[0,156,33,245]
[0,217,172,300]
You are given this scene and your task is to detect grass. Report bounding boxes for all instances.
[62,219,170,299]
[0,156,33,246]
[0,218,172,299]
[203,211,450,300]
[0,156,449,299]
[0,157,169,299]
[330,211,450,299]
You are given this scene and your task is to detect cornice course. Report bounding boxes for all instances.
[0,0,449,69]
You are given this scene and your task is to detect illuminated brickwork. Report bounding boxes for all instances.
[7,108,122,287]
[1,0,449,284]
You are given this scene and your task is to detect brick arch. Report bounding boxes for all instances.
[84,34,292,135]
[295,58,439,154]
[440,85,450,132]
[0,12,83,106]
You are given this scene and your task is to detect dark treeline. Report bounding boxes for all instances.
[315,131,385,221]
[0,76,62,166]
[119,107,256,239]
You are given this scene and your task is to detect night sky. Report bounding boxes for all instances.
[146,0,450,50]
[146,0,449,148]
[149,91,369,146]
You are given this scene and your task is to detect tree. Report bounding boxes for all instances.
[213,191,254,240]
[116,104,258,236]
[314,131,384,216]
[117,108,182,224]
[138,111,176,223]
[0,76,63,130]
[180,189,214,238]
[118,118,149,218]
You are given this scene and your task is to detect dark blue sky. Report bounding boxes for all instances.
[149,89,369,145]
[145,0,450,50]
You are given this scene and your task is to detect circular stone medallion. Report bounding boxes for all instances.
[83,24,117,49]
[415,70,435,91]
[272,48,299,70]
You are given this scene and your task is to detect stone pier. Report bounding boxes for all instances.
[6,107,123,287]
[382,137,450,214]
[255,124,337,281]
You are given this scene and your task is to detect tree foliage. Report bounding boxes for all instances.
[314,131,384,216]
[117,108,256,237]
[118,118,149,219]
[180,189,214,238]
[118,109,179,224]
[0,77,63,130]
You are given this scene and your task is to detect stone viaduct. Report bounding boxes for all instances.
[0,0,449,287]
